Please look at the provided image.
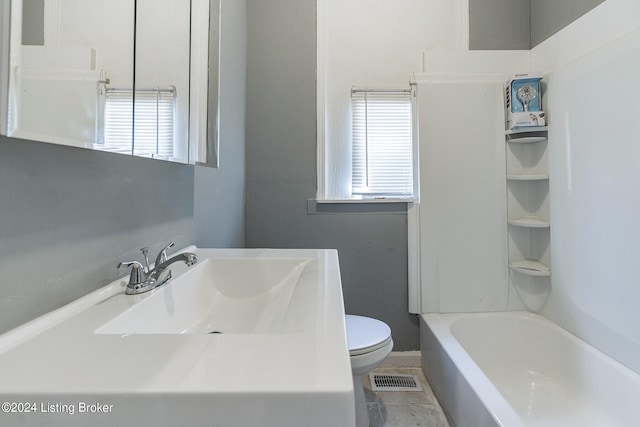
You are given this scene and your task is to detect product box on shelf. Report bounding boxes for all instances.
[505,73,545,130]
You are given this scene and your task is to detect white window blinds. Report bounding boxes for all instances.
[351,88,413,198]
[100,86,176,158]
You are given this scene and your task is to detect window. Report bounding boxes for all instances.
[97,86,176,159]
[351,88,414,199]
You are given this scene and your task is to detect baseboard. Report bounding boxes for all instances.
[380,351,421,368]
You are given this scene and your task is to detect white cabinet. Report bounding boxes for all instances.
[506,127,550,278]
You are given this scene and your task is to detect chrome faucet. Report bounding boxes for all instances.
[118,242,198,295]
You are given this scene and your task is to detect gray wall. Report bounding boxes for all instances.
[194,0,247,248]
[245,0,419,350]
[0,138,195,334]
[469,0,530,50]
[22,0,44,46]
[531,0,605,47]
[469,0,605,50]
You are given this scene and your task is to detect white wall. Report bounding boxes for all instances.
[319,0,465,199]
[535,1,640,374]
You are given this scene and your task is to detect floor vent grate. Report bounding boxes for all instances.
[369,374,423,392]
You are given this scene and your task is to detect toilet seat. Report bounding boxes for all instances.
[346,315,392,356]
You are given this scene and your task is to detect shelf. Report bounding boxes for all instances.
[507,172,549,181]
[507,216,550,228]
[509,260,551,277]
[506,135,547,144]
[506,127,548,134]
[506,127,548,144]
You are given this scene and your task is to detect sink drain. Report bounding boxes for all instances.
[369,374,422,392]
[207,331,222,334]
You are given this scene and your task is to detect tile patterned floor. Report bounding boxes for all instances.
[362,367,450,427]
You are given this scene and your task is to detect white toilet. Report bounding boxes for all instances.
[346,314,394,427]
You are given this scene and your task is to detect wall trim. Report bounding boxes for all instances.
[380,351,422,368]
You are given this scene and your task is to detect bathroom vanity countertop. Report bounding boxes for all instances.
[0,248,355,427]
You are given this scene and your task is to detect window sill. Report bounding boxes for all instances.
[315,197,415,204]
[307,198,413,215]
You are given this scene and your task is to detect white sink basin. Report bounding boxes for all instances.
[96,257,310,334]
[0,247,355,427]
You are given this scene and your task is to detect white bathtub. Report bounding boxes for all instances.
[420,311,640,427]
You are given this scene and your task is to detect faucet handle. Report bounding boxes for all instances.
[140,247,151,272]
[118,260,147,285]
[155,241,175,267]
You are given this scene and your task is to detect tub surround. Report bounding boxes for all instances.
[0,247,355,426]
[414,0,640,383]
[542,22,640,375]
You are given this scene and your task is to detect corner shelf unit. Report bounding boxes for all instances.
[505,127,550,278]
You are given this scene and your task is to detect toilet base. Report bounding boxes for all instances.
[350,338,393,427]
[353,374,370,427]
[347,315,394,427]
